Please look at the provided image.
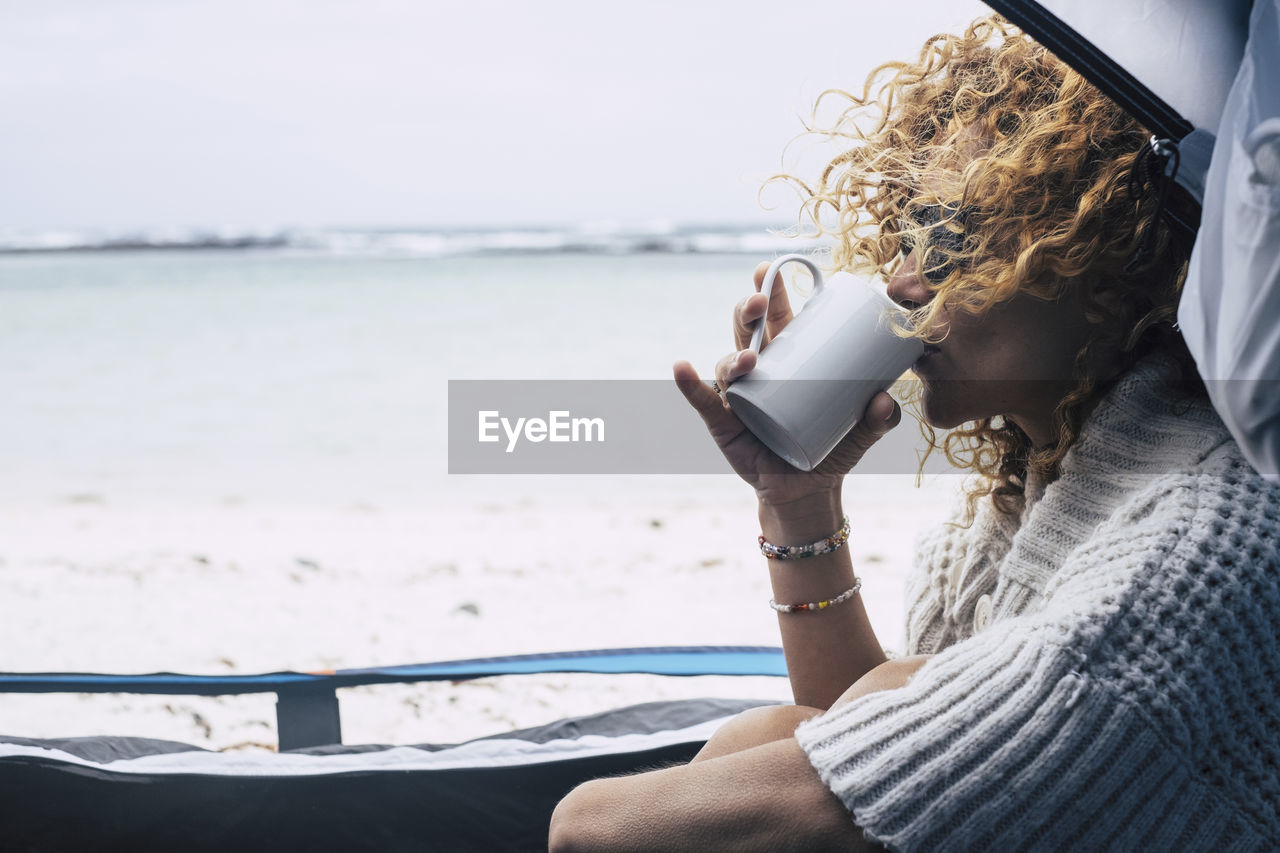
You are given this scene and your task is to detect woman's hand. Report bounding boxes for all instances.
[674,261,902,508]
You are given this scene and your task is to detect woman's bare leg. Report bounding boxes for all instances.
[690,704,822,762]
[690,655,933,763]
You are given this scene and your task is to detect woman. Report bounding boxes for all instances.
[550,15,1280,851]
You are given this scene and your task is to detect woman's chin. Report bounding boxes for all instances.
[918,389,972,433]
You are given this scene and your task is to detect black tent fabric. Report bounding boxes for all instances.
[0,696,773,852]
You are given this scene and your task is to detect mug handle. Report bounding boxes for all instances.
[748,254,825,353]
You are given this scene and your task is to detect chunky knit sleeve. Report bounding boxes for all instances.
[796,449,1280,851]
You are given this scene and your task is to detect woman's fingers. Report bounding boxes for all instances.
[713,349,757,395]
[732,292,769,351]
[733,261,799,352]
[753,260,796,342]
[673,360,734,427]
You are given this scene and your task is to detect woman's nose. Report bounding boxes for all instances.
[886,252,932,310]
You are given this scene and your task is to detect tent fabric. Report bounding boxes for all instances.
[0,645,791,750]
[0,648,790,848]
[1179,0,1280,480]
[0,645,789,695]
[0,697,773,852]
[981,0,1249,196]
[0,699,753,777]
[985,0,1248,138]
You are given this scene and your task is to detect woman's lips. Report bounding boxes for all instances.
[914,344,942,371]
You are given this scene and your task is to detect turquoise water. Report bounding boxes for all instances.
[0,250,767,506]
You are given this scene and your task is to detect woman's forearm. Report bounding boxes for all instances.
[759,492,888,709]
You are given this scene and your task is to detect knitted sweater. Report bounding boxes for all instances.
[795,357,1280,851]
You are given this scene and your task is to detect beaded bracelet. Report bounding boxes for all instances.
[769,577,863,613]
[758,516,851,560]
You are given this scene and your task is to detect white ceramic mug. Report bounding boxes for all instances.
[725,254,923,471]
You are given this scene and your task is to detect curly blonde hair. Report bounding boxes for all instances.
[780,13,1202,514]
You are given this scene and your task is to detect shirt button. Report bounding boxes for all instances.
[948,560,964,595]
[973,594,993,633]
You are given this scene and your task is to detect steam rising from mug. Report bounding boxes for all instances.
[725,254,924,471]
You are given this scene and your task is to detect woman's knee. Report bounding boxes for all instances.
[692,703,823,762]
[549,778,609,853]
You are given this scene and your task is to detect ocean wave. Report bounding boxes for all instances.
[0,225,831,258]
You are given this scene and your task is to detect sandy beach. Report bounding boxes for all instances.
[0,249,962,753]
[0,476,958,751]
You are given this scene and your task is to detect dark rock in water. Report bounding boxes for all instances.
[454,602,481,617]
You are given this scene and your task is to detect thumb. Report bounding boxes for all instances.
[818,391,902,473]
[860,391,902,435]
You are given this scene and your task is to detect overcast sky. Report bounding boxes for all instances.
[1,0,990,230]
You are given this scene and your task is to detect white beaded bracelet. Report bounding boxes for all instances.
[758,516,851,560]
[769,577,862,613]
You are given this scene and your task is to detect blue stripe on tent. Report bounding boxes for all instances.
[346,646,788,678]
[0,646,787,695]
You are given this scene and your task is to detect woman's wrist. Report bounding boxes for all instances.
[757,490,844,544]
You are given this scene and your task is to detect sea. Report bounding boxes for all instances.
[0,223,836,509]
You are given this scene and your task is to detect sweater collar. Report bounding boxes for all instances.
[998,355,1230,597]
